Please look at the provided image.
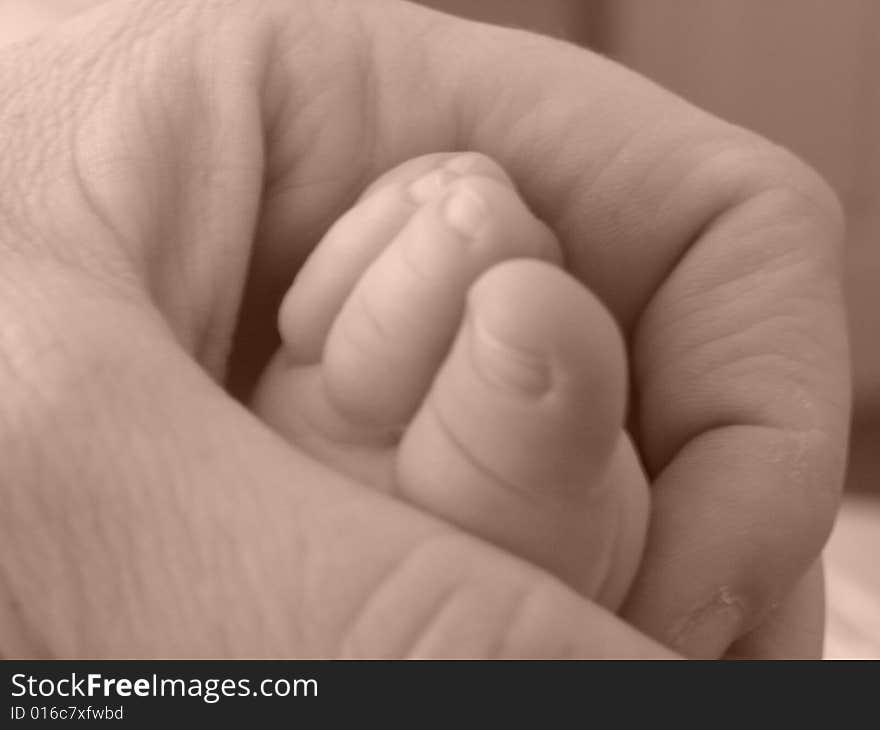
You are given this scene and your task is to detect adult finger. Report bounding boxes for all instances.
[725,561,826,660]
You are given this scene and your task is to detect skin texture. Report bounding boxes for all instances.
[0,0,849,657]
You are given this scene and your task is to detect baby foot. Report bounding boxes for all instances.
[252,153,649,608]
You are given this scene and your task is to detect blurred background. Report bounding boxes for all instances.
[2,0,877,658]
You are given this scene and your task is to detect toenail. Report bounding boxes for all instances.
[470,317,551,396]
[408,169,458,204]
[444,187,487,237]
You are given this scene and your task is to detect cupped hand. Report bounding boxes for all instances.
[0,0,848,657]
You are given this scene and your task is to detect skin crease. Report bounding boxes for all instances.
[0,0,849,657]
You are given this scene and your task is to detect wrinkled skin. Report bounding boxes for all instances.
[0,0,849,657]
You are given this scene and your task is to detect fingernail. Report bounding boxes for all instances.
[444,153,484,175]
[408,169,457,204]
[669,588,747,658]
[444,187,487,237]
[470,316,551,396]
[444,153,514,189]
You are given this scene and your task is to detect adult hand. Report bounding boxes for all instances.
[0,0,848,657]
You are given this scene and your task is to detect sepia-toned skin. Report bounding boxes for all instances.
[252,152,652,613]
[0,0,849,657]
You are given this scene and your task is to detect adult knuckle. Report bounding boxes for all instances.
[707,137,844,258]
